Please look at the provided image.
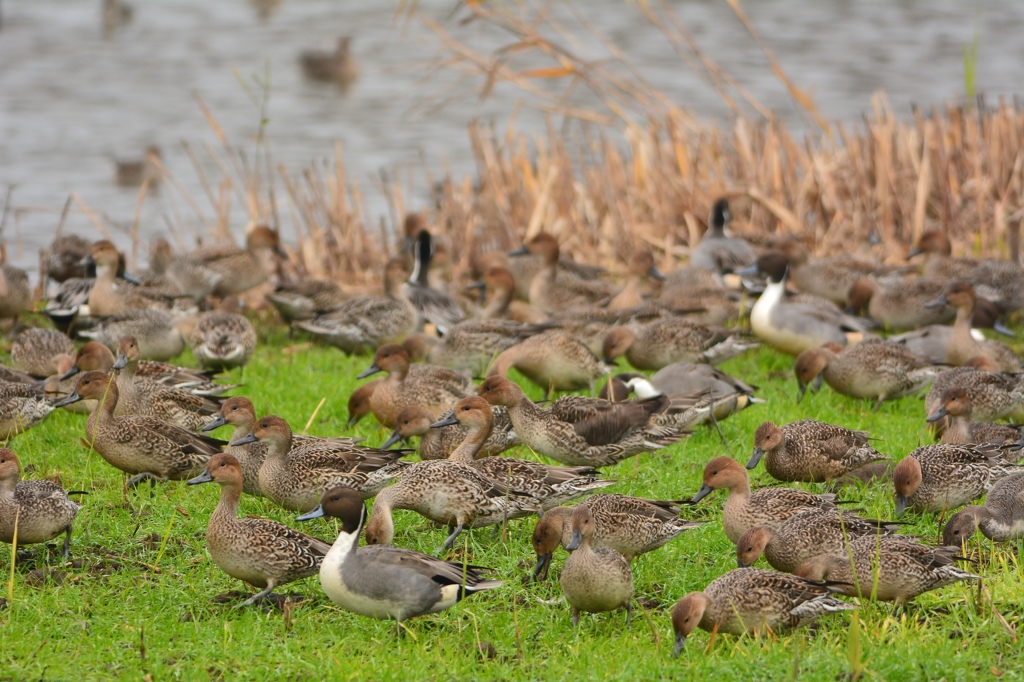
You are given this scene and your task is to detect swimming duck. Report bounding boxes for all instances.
[358,343,474,428]
[296,486,502,621]
[402,230,465,333]
[201,397,364,497]
[735,508,901,572]
[531,494,704,580]
[0,262,31,329]
[266,279,348,324]
[113,145,158,186]
[478,375,688,467]
[294,258,417,355]
[893,443,1023,516]
[189,299,257,371]
[230,415,408,511]
[794,339,937,408]
[689,456,841,543]
[745,253,873,356]
[489,330,610,393]
[926,281,1022,371]
[942,473,1024,545]
[510,233,614,313]
[381,403,519,459]
[606,250,666,311]
[77,308,192,361]
[747,419,887,483]
[559,505,634,628]
[602,318,756,370]
[0,448,81,557]
[10,328,75,378]
[689,198,757,273]
[794,535,978,606]
[192,226,286,298]
[299,37,360,91]
[346,380,379,429]
[54,371,224,488]
[437,396,615,510]
[0,381,55,440]
[362,451,538,551]
[111,337,221,431]
[670,568,853,656]
[187,453,329,607]
[926,387,1024,447]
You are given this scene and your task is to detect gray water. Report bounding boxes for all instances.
[1,0,1020,275]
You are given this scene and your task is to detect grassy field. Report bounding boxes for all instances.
[2,324,1023,681]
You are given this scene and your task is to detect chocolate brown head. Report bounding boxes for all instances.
[601,326,637,363]
[357,344,411,379]
[690,456,748,503]
[908,230,952,258]
[477,375,526,408]
[926,387,972,424]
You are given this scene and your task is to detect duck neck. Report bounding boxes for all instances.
[448,421,490,462]
[482,286,513,319]
[264,433,293,463]
[212,481,243,523]
[369,488,396,545]
[943,414,972,443]
[0,475,16,499]
[385,361,409,383]
[724,478,751,508]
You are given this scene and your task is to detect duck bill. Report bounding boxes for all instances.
[796,380,808,403]
[112,352,129,370]
[201,414,227,432]
[690,483,714,504]
[508,246,529,257]
[187,470,214,485]
[649,265,666,282]
[345,414,361,429]
[745,447,764,470]
[295,504,325,522]
[733,263,759,277]
[121,271,143,285]
[465,281,487,292]
[894,494,909,518]
[59,365,81,381]
[906,247,923,259]
[533,553,552,581]
[925,407,948,424]
[993,320,1015,337]
[356,364,381,379]
[923,294,948,309]
[672,632,687,658]
[737,558,750,569]
[230,431,258,446]
[273,245,288,259]
[53,390,83,408]
[565,529,583,552]
[430,416,459,429]
[380,430,404,450]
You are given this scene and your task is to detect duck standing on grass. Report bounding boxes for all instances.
[0,449,83,558]
[557,505,634,628]
[296,486,502,623]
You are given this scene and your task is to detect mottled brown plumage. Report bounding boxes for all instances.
[747,419,887,482]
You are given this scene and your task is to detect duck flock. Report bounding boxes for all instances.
[2,198,1024,658]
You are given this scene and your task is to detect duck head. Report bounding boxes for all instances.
[477,375,525,408]
[382,404,435,449]
[202,396,256,433]
[671,592,711,657]
[187,452,243,487]
[892,457,922,518]
[735,527,771,568]
[747,422,783,469]
[691,456,747,503]
[357,344,410,379]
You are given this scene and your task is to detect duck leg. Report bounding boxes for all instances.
[61,525,73,559]
[439,524,464,552]
[126,472,161,489]
[570,606,581,628]
[624,601,632,628]
[238,580,278,608]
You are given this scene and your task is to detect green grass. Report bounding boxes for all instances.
[2,325,1023,681]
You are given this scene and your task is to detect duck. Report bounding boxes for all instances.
[299,37,360,91]
[419,319,546,377]
[478,375,688,467]
[189,299,257,371]
[0,261,31,329]
[112,145,158,186]
[926,387,1024,447]
[0,381,55,440]
[266,278,348,324]
[845,275,954,329]
[689,456,842,543]
[658,282,742,327]
[531,494,704,580]
[402,230,465,333]
[230,415,408,511]
[346,380,379,429]
[357,343,474,428]
[559,505,634,628]
[608,363,763,422]
[926,281,1022,371]
[0,448,82,558]
[794,339,937,409]
[744,253,874,356]
[764,237,902,305]
[670,568,853,656]
[924,360,1024,434]
[794,535,979,606]
[192,226,286,298]
[907,230,979,280]
[187,453,329,607]
[489,330,610,393]
[0,364,38,385]
[509,233,614,313]
[601,318,757,370]
[606,250,666,310]
[437,396,615,509]
[735,509,902,572]
[469,266,548,324]
[942,473,1024,545]
[40,234,90,283]
[893,443,1023,516]
[77,308,192,361]
[111,336,221,431]
[689,198,757,272]
[147,238,222,302]
[362,450,538,551]
[84,240,176,316]
[54,371,225,488]
[746,419,887,483]
[295,486,502,622]
[10,328,75,378]
[294,258,417,355]
[380,403,519,459]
